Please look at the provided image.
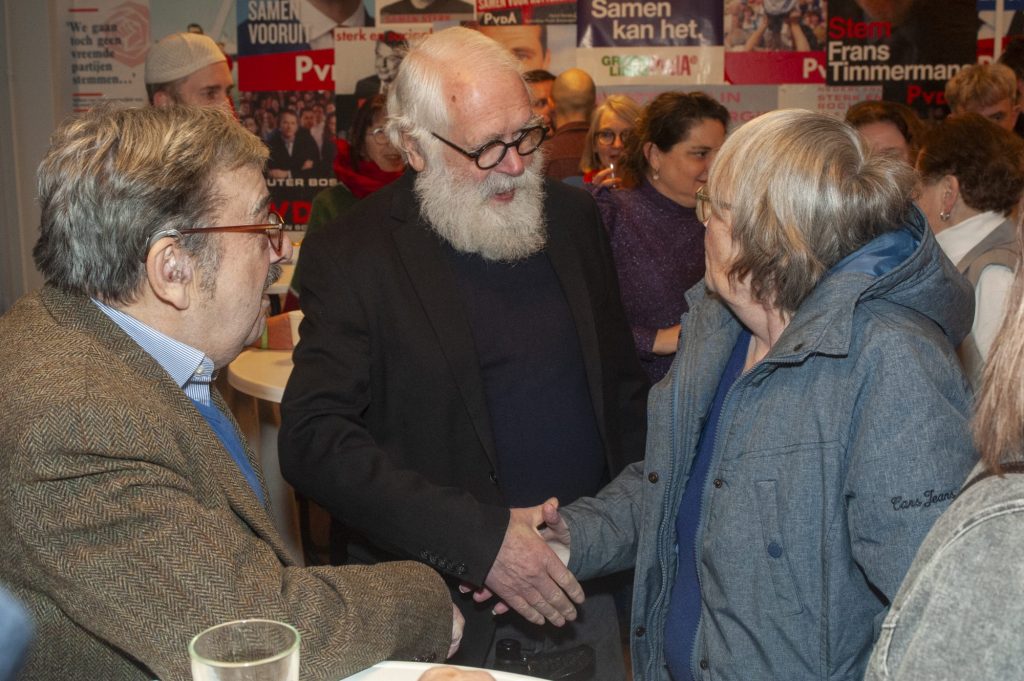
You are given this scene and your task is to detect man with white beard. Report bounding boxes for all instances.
[280,27,647,679]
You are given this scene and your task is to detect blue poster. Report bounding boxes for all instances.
[577,0,722,48]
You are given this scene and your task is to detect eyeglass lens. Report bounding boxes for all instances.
[267,212,284,254]
[476,126,546,169]
[596,130,630,146]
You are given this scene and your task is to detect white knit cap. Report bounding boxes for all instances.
[145,32,226,84]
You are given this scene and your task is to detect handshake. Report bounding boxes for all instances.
[447,498,577,659]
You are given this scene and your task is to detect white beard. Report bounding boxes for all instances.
[414,149,547,262]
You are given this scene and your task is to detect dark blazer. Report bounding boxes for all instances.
[279,171,648,662]
[267,127,321,179]
[0,286,452,681]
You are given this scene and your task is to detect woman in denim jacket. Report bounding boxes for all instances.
[544,110,978,681]
[865,208,1024,680]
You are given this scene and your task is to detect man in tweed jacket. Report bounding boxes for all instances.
[0,105,457,681]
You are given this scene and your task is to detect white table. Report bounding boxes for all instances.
[228,347,294,403]
[341,661,541,680]
[227,347,301,561]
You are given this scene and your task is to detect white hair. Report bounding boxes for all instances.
[414,142,547,262]
[385,26,529,162]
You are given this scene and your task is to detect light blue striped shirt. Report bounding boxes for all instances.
[91,299,215,406]
[93,299,265,505]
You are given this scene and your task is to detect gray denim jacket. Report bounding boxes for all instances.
[561,212,978,681]
[865,460,1024,680]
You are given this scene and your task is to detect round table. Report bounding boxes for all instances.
[228,348,293,403]
[227,348,300,560]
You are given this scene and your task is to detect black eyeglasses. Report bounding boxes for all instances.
[595,129,631,147]
[431,125,547,170]
[148,212,287,257]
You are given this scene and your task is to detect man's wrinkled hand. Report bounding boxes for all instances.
[483,498,584,627]
[458,583,510,615]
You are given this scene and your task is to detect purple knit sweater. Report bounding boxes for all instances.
[593,179,706,383]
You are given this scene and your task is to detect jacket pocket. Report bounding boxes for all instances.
[755,479,804,616]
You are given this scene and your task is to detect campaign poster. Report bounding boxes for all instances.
[150,0,236,53]
[606,83,778,129]
[977,1,1024,60]
[239,89,340,229]
[377,0,475,24]
[57,0,150,114]
[724,0,828,85]
[825,0,979,115]
[576,0,724,86]
[459,22,578,74]
[777,82,883,117]
[475,0,576,26]
[237,0,378,91]
[333,25,431,134]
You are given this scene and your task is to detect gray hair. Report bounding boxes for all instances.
[34,104,268,304]
[385,26,527,162]
[708,109,916,313]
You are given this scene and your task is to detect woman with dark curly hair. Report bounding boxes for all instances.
[595,91,729,382]
[916,112,1024,385]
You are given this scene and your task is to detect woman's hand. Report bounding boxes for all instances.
[591,166,622,189]
[653,324,681,355]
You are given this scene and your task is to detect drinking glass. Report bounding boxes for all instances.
[189,619,300,681]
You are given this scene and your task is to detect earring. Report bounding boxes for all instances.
[653,170,660,181]
[940,189,954,222]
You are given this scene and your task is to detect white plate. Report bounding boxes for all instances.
[340,660,542,681]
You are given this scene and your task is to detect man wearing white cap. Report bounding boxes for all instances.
[145,32,233,111]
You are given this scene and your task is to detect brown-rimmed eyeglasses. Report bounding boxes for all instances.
[146,212,286,257]
[695,186,713,225]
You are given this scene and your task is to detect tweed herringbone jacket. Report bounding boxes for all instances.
[0,286,452,681]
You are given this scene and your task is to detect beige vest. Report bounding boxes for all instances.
[955,217,1020,389]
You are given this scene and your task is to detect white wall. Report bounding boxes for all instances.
[0,0,56,314]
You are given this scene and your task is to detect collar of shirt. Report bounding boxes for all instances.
[935,210,1006,265]
[91,298,216,406]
